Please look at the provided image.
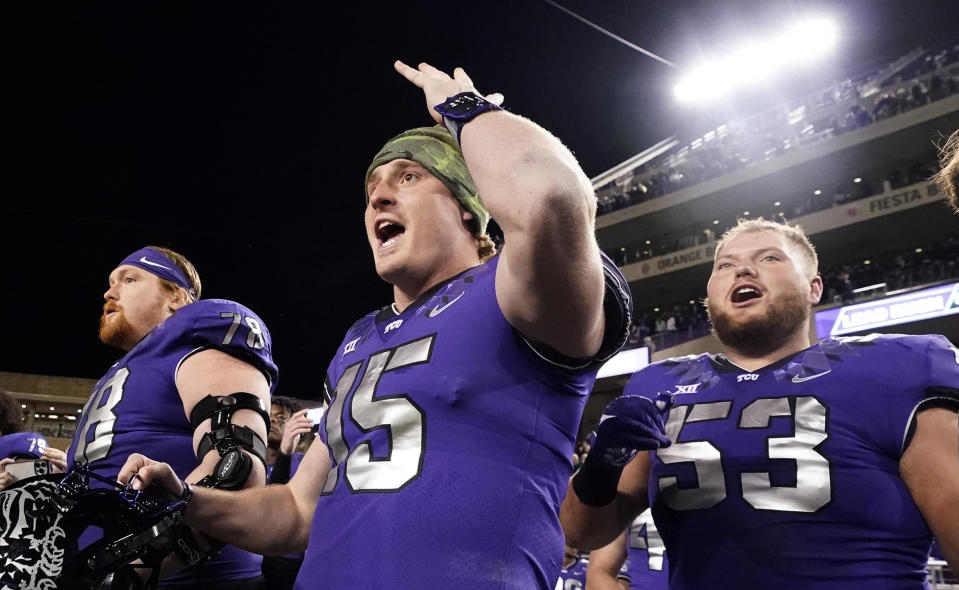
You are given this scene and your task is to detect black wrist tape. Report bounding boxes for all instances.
[571,454,625,507]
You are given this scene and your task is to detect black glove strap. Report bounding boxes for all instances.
[571,453,626,507]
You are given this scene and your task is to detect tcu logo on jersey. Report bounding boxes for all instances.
[383,319,403,333]
[343,337,361,356]
[737,373,759,382]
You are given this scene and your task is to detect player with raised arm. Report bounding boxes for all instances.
[561,218,959,588]
[119,58,632,590]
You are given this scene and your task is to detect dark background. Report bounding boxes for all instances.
[5,0,958,400]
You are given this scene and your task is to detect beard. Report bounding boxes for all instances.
[706,288,810,357]
[99,306,134,349]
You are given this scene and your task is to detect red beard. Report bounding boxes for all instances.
[99,303,133,349]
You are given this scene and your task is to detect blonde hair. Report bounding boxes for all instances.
[715,218,819,274]
[476,233,497,262]
[148,245,202,302]
[933,129,959,213]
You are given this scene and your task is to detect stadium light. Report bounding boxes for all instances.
[674,16,839,104]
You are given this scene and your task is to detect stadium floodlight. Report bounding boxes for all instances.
[674,16,838,104]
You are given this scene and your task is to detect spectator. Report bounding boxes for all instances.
[267,396,301,471]
[837,271,856,304]
[654,316,666,334]
[0,391,67,491]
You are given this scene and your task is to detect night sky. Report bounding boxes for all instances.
[5,0,958,400]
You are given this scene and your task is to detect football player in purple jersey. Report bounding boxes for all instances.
[119,58,632,590]
[66,245,276,589]
[562,218,959,588]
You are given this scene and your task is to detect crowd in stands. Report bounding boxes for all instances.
[620,230,959,354]
[820,231,959,304]
[627,301,712,352]
[605,156,940,268]
[596,40,959,216]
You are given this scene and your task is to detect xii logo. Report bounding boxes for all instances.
[343,337,361,356]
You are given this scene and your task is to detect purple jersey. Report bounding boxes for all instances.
[0,432,48,460]
[619,508,669,590]
[554,556,589,590]
[623,333,959,589]
[300,255,631,590]
[67,299,278,585]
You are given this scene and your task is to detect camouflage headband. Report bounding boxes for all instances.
[365,125,490,235]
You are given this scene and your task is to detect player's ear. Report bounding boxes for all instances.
[809,275,824,305]
[168,287,190,312]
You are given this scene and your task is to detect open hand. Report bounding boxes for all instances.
[280,409,315,455]
[394,60,504,125]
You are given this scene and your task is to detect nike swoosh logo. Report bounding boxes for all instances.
[427,291,465,317]
[139,256,173,271]
[791,370,831,383]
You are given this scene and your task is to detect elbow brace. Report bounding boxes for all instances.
[189,392,270,491]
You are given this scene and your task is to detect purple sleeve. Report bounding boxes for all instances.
[184,299,279,391]
[921,334,959,407]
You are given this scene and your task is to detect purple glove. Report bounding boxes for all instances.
[573,395,672,506]
[592,395,672,467]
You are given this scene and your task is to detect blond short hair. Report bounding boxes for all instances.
[148,245,202,302]
[714,218,819,274]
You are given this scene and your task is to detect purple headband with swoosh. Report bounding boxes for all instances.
[119,247,194,296]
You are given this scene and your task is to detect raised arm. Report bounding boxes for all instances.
[561,395,670,549]
[394,60,606,360]
[562,450,651,551]
[585,530,629,590]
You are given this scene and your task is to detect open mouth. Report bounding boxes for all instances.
[731,286,762,304]
[375,220,405,247]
